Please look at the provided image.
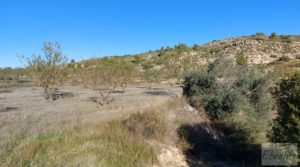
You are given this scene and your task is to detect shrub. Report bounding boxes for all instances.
[235,53,247,65]
[192,44,201,51]
[268,73,300,143]
[280,35,292,43]
[177,43,188,50]
[269,32,278,40]
[255,32,266,41]
[183,58,274,143]
[255,32,265,37]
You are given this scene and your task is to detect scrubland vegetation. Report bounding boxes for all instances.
[1,34,300,166]
[1,106,164,167]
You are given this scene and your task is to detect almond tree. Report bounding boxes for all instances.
[24,42,68,100]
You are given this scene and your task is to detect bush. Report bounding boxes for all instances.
[255,32,266,41]
[255,32,265,37]
[235,53,247,65]
[192,44,201,51]
[176,43,188,50]
[183,58,274,142]
[268,73,300,143]
[280,35,292,43]
[269,32,278,40]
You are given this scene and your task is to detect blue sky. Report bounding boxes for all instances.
[0,0,300,67]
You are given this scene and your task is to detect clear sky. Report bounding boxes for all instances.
[1,0,300,67]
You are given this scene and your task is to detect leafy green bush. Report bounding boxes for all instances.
[268,73,300,143]
[183,58,274,142]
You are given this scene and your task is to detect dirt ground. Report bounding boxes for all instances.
[0,85,184,145]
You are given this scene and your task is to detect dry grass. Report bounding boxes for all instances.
[0,99,185,167]
[123,108,168,141]
[1,121,157,167]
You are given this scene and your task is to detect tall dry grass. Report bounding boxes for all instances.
[0,98,186,167]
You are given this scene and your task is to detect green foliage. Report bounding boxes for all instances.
[0,68,31,88]
[255,32,265,37]
[235,53,248,65]
[158,50,166,57]
[183,58,274,143]
[176,43,188,50]
[280,35,292,43]
[192,44,201,51]
[268,73,300,143]
[269,32,278,40]
[255,32,266,41]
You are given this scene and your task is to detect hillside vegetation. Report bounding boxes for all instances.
[0,33,299,166]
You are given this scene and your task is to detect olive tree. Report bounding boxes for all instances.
[268,73,300,143]
[183,58,274,143]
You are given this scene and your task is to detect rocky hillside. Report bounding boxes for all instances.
[75,34,300,81]
[122,34,300,79]
[204,35,300,64]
